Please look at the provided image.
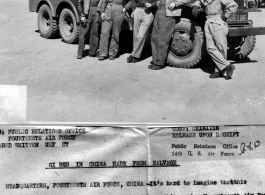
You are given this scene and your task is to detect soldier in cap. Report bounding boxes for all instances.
[97,0,126,60]
[192,0,238,79]
[148,0,191,70]
[77,0,101,59]
[125,0,157,63]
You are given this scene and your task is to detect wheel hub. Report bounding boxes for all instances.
[41,12,50,31]
[171,31,193,56]
[63,15,74,36]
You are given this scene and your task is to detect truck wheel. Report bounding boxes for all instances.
[227,36,256,60]
[59,8,79,44]
[167,18,206,68]
[38,4,59,38]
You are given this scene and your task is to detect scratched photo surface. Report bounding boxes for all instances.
[1,126,265,195]
[1,0,265,123]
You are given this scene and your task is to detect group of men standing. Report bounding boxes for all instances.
[77,0,238,79]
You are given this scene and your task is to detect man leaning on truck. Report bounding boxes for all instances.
[77,0,101,59]
[192,0,238,79]
[149,0,191,70]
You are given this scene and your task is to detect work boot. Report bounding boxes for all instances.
[225,64,235,80]
[127,55,133,61]
[148,64,166,70]
[98,56,107,61]
[109,56,115,60]
[77,54,82,59]
[127,57,139,63]
[209,72,224,78]
[88,53,97,57]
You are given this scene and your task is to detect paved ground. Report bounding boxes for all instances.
[1,0,265,124]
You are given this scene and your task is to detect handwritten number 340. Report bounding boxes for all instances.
[239,140,261,155]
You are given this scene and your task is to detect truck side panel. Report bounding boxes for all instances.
[29,0,79,21]
[29,0,60,17]
[56,0,80,22]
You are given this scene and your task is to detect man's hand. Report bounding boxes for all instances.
[131,11,135,18]
[145,2,152,8]
[192,6,199,17]
[122,8,126,13]
[221,14,227,22]
[168,2,175,11]
[80,16,86,23]
[157,0,161,6]
[101,13,106,20]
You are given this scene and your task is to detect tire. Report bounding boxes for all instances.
[167,18,206,68]
[38,4,59,39]
[227,35,256,60]
[59,8,79,44]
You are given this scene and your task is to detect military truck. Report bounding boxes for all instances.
[29,0,265,68]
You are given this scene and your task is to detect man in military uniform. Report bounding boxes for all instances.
[77,0,101,59]
[97,0,126,60]
[192,0,238,79]
[149,0,191,70]
[125,0,157,63]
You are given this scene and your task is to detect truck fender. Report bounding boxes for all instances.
[37,0,56,17]
[56,0,80,23]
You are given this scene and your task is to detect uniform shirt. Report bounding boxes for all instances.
[193,0,238,18]
[165,0,191,16]
[173,0,192,7]
[124,0,157,11]
[155,0,190,6]
[78,0,100,16]
[98,0,126,13]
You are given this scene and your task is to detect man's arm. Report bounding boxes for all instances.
[97,0,107,13]
[221,0,238,18]
[192,0,201,8]
[124,0,136,11]
[78,0,85,17]
[174,0,191,7]
[168,0,191,12]
[151,0,159,7]
[144,0,159,8]
[191,0,201,17]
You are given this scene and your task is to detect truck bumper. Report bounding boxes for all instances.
[228,27,265,37]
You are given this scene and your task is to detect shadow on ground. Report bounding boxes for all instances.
[192,55,258,75]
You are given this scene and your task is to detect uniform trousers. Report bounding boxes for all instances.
[99,3,124,57]
[78,7,100,56]
[151,7,175,66]
[131,7,154,58]
[204,15,230,71]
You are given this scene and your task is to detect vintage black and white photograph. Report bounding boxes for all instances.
[0,0,265,123]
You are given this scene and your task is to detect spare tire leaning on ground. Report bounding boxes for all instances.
[167,18,206,68]
[59,8,80,44]
[38,4,59,39]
